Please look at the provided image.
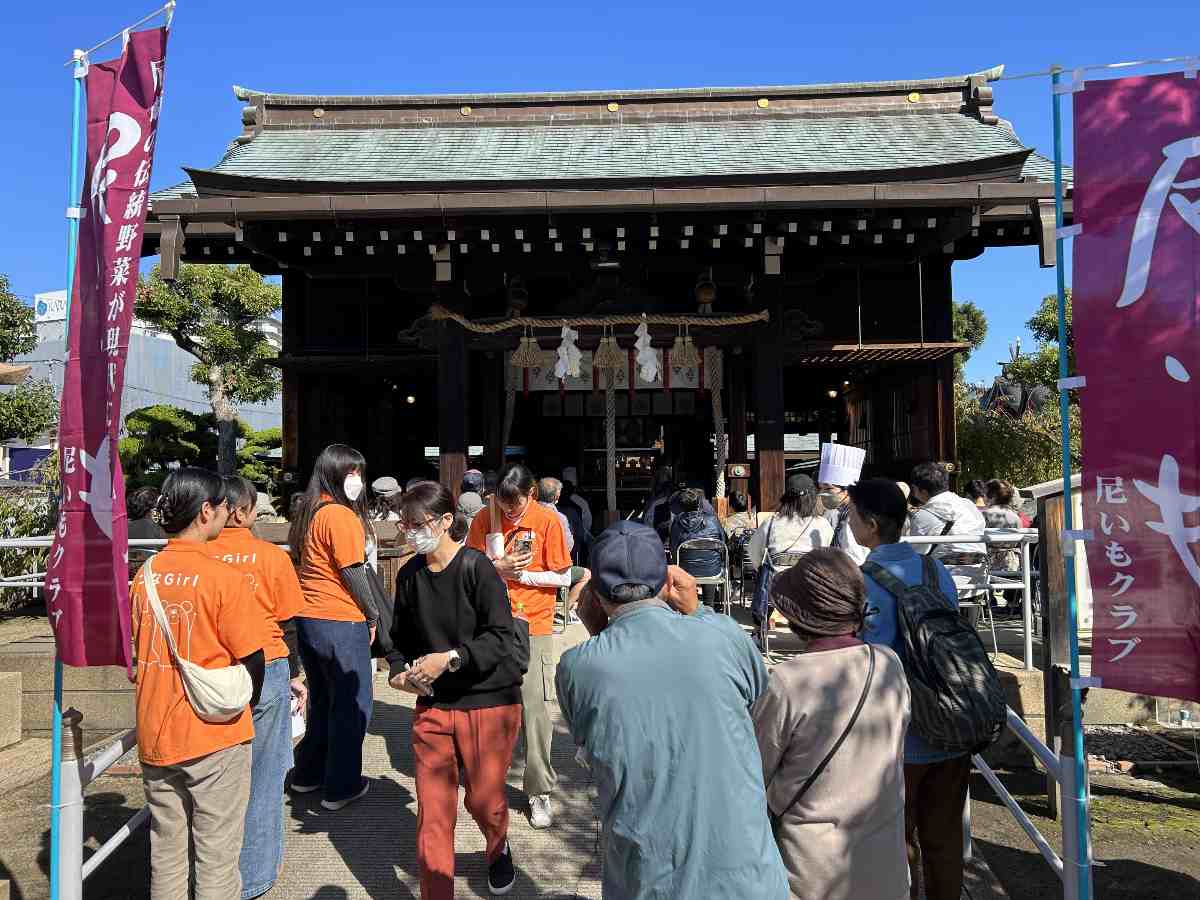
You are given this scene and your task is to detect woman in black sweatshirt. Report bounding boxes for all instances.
[386,480,522,898]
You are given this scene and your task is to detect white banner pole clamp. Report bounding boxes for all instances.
[1058,375,1087,391]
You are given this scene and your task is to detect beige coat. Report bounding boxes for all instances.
[752,643,911,900]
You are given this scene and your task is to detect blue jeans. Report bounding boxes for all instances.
[293,618,373,803]
[240,658,292,898]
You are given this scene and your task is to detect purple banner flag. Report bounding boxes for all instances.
[48,28,169,667]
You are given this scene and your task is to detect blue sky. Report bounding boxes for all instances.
[2,1,1193,383]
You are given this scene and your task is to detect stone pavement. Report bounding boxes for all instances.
[270,617,1006,899]
[275,622,603,899]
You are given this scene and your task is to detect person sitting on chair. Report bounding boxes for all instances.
[669,488,726,608]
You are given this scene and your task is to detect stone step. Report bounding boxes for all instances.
[0,672,19,750]
[0,639,135,733]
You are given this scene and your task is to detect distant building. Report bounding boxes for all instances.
[0,290,282,479]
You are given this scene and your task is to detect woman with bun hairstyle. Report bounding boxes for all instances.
[130,467,266,900]
[287,443,382,810]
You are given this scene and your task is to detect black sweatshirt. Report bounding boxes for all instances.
[386,547,522,710]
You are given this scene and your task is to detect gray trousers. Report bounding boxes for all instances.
[142,741,253,900]
[519,633,558,797]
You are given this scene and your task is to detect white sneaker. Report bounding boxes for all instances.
[529,794,553,829]
[321,779,370,811]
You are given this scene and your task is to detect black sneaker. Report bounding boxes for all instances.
[488,840,516,896]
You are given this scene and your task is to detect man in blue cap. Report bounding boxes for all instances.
[555,521,787,900]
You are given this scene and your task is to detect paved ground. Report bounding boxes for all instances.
[0,616,1014,899]
[275,625,604,899]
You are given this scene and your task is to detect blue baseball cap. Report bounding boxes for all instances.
[591,521,668,603]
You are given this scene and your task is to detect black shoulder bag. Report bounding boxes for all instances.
[770,644,876,830]
[458,547,530,677]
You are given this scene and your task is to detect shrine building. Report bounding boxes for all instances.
[144,64,1072,516]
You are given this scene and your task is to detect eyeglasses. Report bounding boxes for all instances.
[208,496,229,509]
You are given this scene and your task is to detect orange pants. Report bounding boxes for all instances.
[412,703,522,900]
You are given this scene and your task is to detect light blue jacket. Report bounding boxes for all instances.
[859,541,966,765]
[556,600,788,900]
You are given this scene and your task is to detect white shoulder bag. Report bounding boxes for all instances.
[142,556,252,723]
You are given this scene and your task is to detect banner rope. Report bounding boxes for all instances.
[428,304,769,333]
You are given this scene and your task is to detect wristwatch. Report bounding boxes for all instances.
[446,649,464,673]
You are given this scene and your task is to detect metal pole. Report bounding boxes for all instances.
[57,710,85,900]
[1051,66,1093,900]
[1022,540,1034,670]
[51,51,88,900]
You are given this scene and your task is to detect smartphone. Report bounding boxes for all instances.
[514,531,534,555]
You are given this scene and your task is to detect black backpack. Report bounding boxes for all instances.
[862,556,1006,754]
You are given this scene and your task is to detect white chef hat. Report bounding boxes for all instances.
[818,443,866,487]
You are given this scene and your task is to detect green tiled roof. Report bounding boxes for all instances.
[1019,151,1073,185]
[176,111,1032,190]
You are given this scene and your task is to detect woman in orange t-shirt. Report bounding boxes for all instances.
[207,475,306,899]
[466,463,571,829]
[287,443,382,810]
[130,468,266,900]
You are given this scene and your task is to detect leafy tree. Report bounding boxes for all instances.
[118,404,219,488]
[0,453,58,612]
[137,264,282,475]
[0,274,58,442]
[955,382,1082,489]
[238,426,283,495]
[952,300,988,379]
[1004,290,1073,393]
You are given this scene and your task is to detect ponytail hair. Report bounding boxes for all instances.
[155,468,224,535]
[222,475,257,513]
[496,464,537,504]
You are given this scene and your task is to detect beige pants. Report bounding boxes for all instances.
[142,741,253,900]
[519,633,558,797]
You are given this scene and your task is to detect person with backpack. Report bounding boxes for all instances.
[387,481,525,898]
[287,444,385,811]
[848,478,1005,900]
[752,548,910,900]
[129,468,266,900]
[205,476,306,900]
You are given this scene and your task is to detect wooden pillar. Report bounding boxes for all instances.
[280,272,302,477]
[483,352,505,472]
[754,313,785,512]
[438,322,468,499]
[728,350,750,502]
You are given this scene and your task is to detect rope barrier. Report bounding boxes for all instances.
[429,304,769,334]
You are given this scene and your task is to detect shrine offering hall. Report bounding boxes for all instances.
[145,64,1072,515]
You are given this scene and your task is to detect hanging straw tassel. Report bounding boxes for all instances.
[673,325,701,368]
[593,327,624,371]
[510,333,543,368]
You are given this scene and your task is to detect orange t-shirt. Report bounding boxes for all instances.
[206,527,305,662]
[466,500,572,636]
[298,500,367,622]
[130,542,263,766]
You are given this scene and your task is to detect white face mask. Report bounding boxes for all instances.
[343,475,364,502]
[407,525,440,554]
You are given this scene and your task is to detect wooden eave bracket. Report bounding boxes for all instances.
[158,215,185,281]
[1034,199,1057,268]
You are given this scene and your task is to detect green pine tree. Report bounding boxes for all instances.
[137,264,282,475]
